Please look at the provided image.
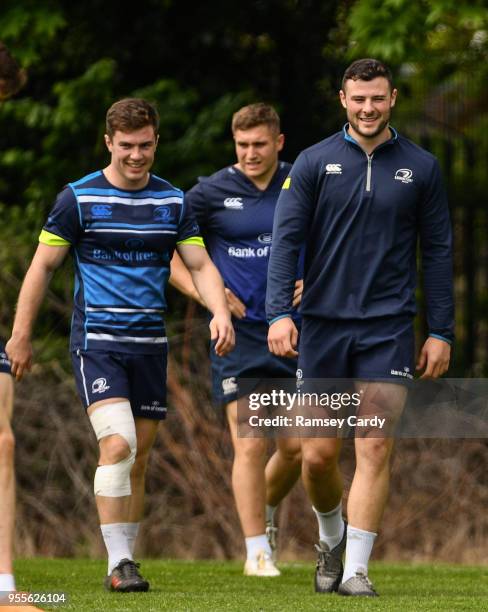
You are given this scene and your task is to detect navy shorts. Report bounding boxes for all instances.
[71,349,168,419]
[298,315,415,383]
[211,320,298,405]
[0,340,11,375]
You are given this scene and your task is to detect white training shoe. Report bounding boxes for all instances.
[244,550,281,577]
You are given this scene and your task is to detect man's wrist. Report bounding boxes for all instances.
[268,314,292,326]
[428,333,452,345]
[10,329,32,341]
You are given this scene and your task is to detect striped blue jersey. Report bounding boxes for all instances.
[186,162,302,322]
[41,170,201,353]
[266,127,454,342]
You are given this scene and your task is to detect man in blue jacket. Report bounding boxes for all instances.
[170,103,302,576]
[267,59,454,596]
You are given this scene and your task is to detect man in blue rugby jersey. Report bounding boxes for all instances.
[267,59,454,596]
[7,98,234,593]
[170,103,302,576]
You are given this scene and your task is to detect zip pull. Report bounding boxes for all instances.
[366,154,373,192]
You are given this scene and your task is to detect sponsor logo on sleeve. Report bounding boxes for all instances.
[394,168,413,184]
[282,177,291,189]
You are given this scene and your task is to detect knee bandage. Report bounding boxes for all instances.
[89,401,137,497]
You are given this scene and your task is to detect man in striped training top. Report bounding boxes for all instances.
[6,98,234,593]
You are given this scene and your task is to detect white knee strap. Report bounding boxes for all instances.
[89,401,137,497]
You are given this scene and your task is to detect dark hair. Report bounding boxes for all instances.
[0,41,27,99]
[342,58,393,91]
[232,103,280,135]
[105,98,159,138]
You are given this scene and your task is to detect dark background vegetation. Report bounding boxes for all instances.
[1,0,486,561]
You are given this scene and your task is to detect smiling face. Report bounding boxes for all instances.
[340,76,397,151]
[233,124,284,189]
[104,125,158,190]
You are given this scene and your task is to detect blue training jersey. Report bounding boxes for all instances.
[186,161,302,323]
[41,170,201,354]
[266,126,454,342]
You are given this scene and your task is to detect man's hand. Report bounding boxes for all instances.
[225,288,246,319]
[268,317,299,358]
[416,337,451,379]
[6,334,33,381]
[292,279,303,308]
[210,311,235,356]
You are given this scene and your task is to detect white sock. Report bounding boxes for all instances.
[265,504,277,525]
[245,534,272,560]
[124,522,140,557]
[0,574,15,591]
[342,525,377,583]
[313,502,344,550]
[100,523,133,574]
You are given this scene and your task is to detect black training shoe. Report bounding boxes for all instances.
[314,521,347,593]
[338,571,378,597]
[104,558,150,592]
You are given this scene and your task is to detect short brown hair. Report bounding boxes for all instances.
[105,98,159,139]
[0,41,27,100]
[342,58,393,91]
[231,103,280,135]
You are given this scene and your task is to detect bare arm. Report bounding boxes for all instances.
[177,243,235,356]
[6,243,69,380]
[170,250,246,318]
[169,250,206,306]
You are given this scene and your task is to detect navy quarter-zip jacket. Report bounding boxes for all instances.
[266,126,454,342]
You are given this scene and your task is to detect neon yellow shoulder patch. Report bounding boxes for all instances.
[282,177,291,189]
[176,236,205,247]
[39,229,71,246]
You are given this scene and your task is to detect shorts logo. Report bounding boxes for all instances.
[394,168,413,183]
[258,233,272,244]
[224,197,244,210]
[325,163,342,174]
[154,206,172,221]
[92,377,111,394]
[296,368,303,380]
[91,204,112,218]
[390,367,413,380]
[140,400,167,413]
[222,377,238,395]
[0,351,9,366]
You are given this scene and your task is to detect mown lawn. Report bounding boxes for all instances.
[14,558,488,611]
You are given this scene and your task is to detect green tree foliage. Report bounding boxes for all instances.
[0,0,343,354]
[347,1,488,83]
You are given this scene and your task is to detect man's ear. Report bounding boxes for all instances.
[390,88,398,108]
[104,134,112,151]
[339,89,347,109]
[276,133,285,152]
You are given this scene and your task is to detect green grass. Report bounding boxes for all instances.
[14,558,488,611]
